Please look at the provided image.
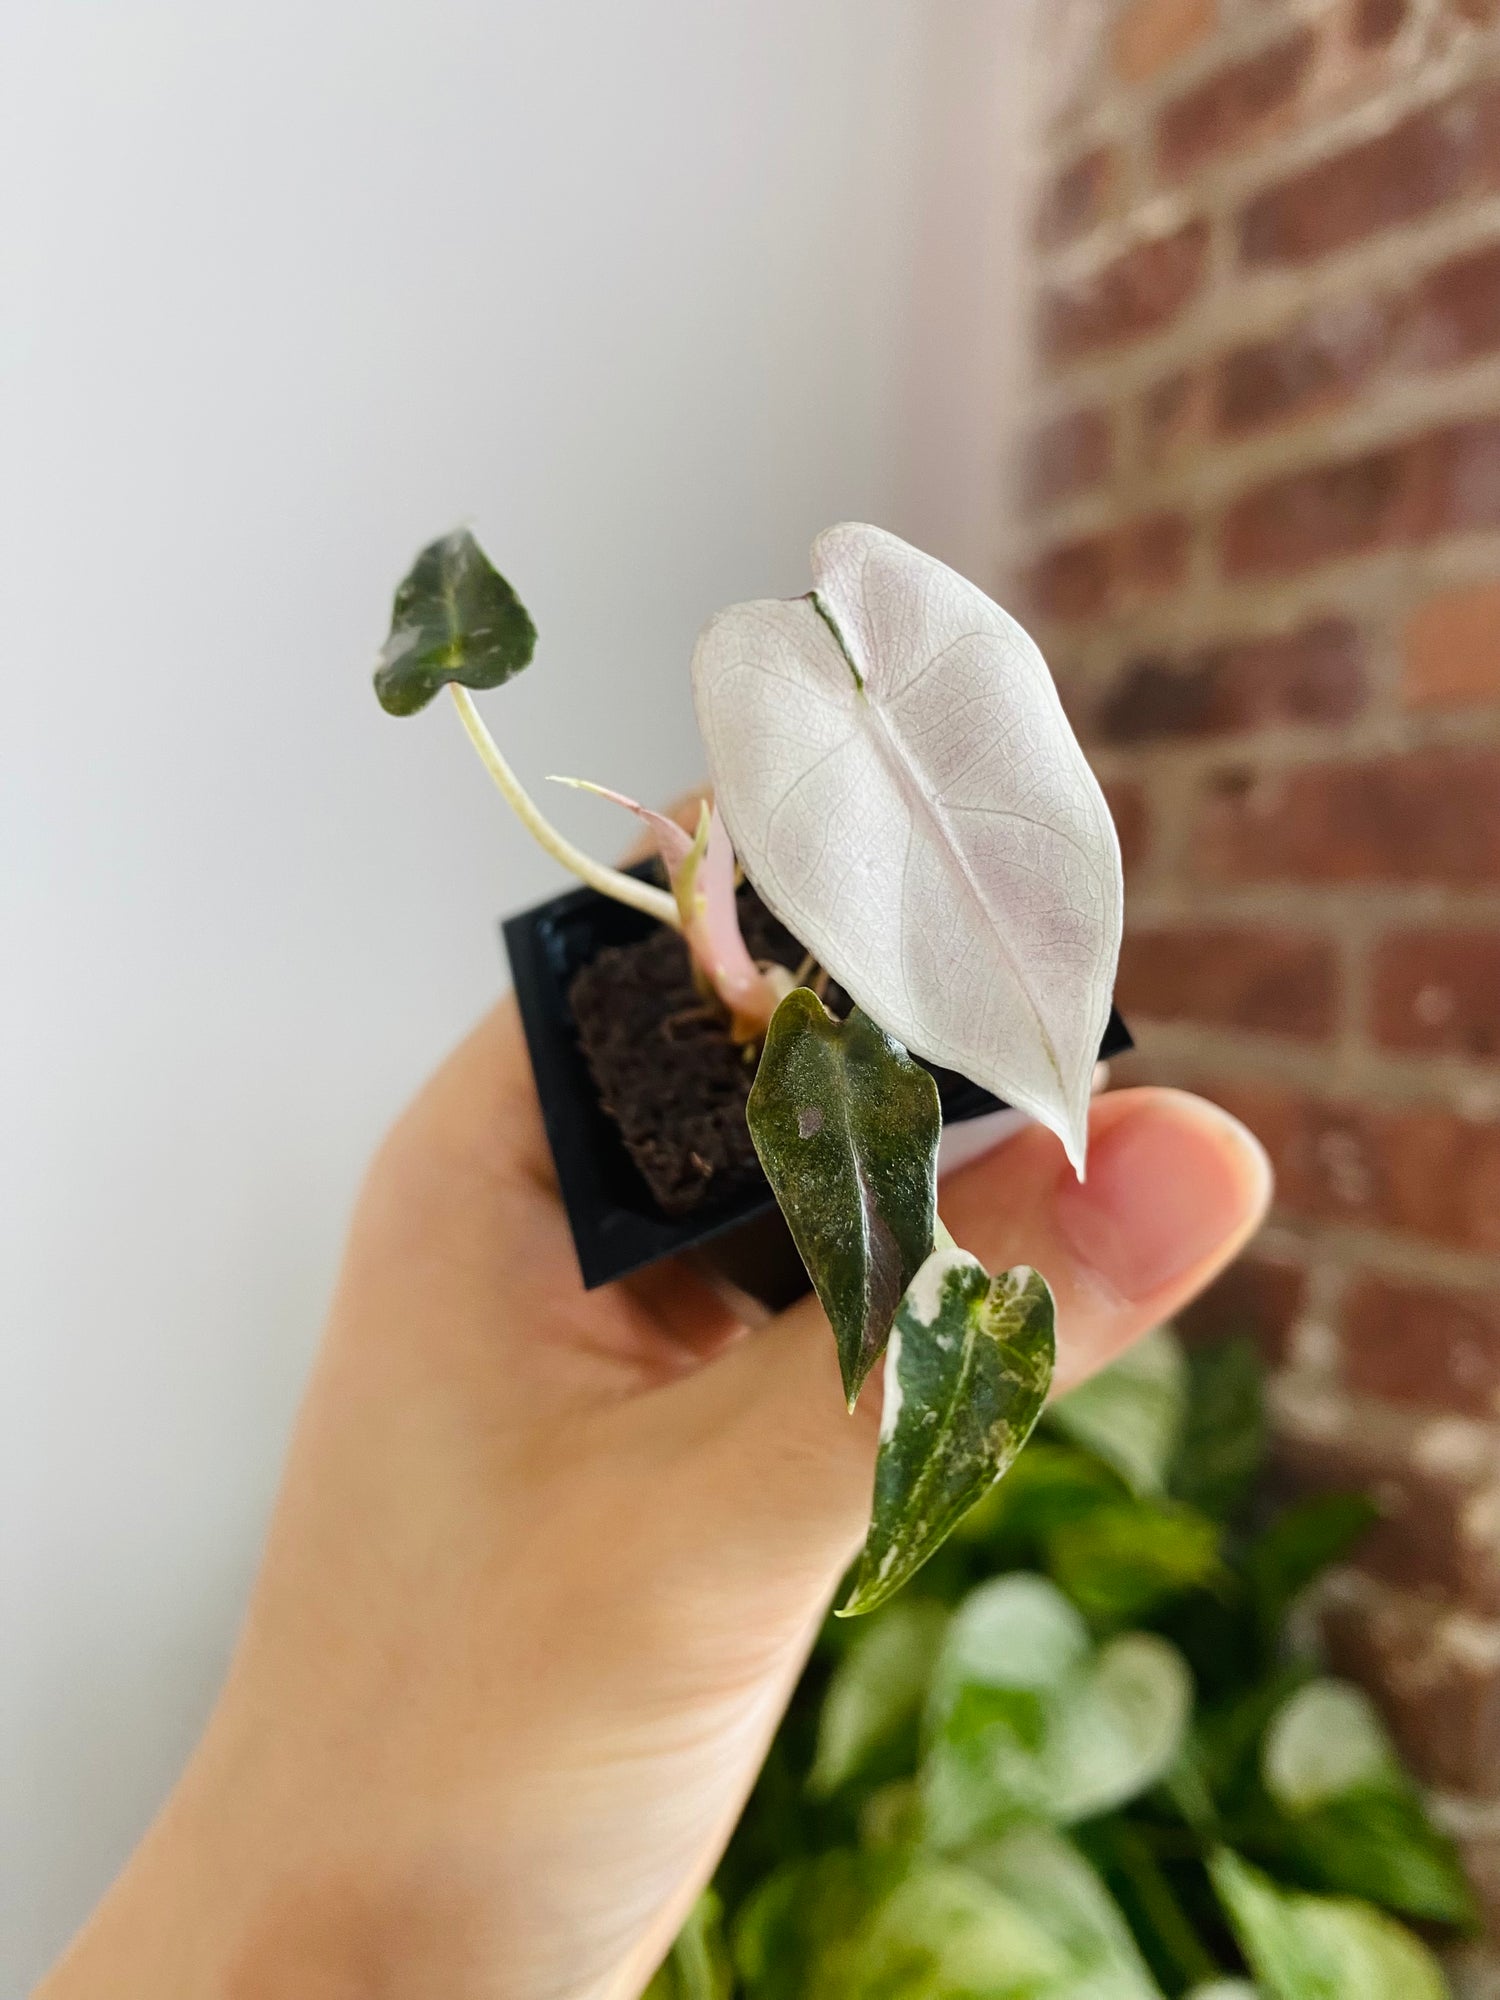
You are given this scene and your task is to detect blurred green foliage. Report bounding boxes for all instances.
[646,1330,1476,1999]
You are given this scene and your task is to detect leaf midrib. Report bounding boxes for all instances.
[827,595,1069,1103]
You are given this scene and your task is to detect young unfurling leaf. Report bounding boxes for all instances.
[374,528,537,716]
[841,1255,1055,1616]
[692,522,1122,1174]
[551,782,784,1032]
[747,989,941,1406]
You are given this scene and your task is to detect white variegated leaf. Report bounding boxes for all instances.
[1209,1848,1447,2000]
[1262,1680,1400,1814]
[692,522,1122,1171]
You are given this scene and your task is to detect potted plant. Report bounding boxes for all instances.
[648,1329,1476,1997]
[375,522,1128,1612]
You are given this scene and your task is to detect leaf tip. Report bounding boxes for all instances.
[834,1574,888,1619]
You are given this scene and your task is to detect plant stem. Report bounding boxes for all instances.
[448,686,679,928]
[932,1215,958,1254]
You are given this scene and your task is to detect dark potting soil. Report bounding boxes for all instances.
[568,888,846,1217]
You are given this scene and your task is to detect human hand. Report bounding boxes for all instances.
[39,978,1270,2000]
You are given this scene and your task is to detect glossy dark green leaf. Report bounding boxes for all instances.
[952,1440,1126,1564]
[1195,1663,1314,1812]
[840,1257,1054,1615]
[1170,1337,1265,1521]
[1245,1495,1379,1646]
[1046,1499,1223,1631]
[747,988,941,1406]
[1285,1791,1477,1929]
[1073,1817,1222,1996]
[1209,1846,1447,2000]
[373,528,537,716]
[732,1851,890,1999]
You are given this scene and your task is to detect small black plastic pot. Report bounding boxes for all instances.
[503,868,1132,1311]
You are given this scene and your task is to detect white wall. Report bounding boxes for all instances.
[0,0,1028,1982]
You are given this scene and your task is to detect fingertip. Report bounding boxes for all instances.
[1055,1087,1272,1307]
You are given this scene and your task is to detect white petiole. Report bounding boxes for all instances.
[448,685,679,928]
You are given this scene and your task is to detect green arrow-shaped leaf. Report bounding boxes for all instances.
[747,988,940,1406]
[374,528,537,716]
[841,1254,1055,1616]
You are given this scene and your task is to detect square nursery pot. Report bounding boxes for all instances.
[503,865,1132,1313]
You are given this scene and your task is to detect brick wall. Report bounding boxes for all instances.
[1018,0,1500,1965]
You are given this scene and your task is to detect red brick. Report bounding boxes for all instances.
[1176,1252,1308,1364]
[1454,1834,1500,1941]
[1139,367,1207,470]
[1041,221,1210,360]
[1159,29,1317,178]
[1239,83,1500,267]
[1024,407,1114,507]
[1117,924,1339,1038]
[1117,511,1190,601]
[1103,778,1151,878]
[1026,512,1190,621]
[1114,0,1215,84]
[1323,1588,1500,1790]
[1441,412,1500,528]
[1220,417,1500,575]
[1216,297,1392,434]
[1193,747,1500,886]
[1028,537,1112,621]
[1405,579,1500,710]
[1342,1274,1500,1417]
[1406,241,1500,369]
[1097,619,1365,742]
[1204,1075,1500,1255]
[1372,929,1500,1059]
[1220,437,1422,573]
[1274,1423,1500,1611]
[1353,0,1408,42]
[1036,146,1118,250]
[1025,531,1113,622]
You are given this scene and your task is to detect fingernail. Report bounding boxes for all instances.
[1055,1092,1272,1303]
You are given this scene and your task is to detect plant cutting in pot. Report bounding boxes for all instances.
[374,521,1125,1613]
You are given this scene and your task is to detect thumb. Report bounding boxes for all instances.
[665,1086,1272,1600]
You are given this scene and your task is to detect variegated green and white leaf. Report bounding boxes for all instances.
[1263,1682,1400,1814]
[1209,1848,1447,2000]
[840,1255,1055,1616]
[732,1849,1067,2000]
[963,1825,1166,1998]
[922,1577,1193,1847]
[692,522,1122,1173]
[1046,1324,1187,1498]
[1260,1679,1475,1926]
[747,989,941,1405]
[811,1600,949,1795]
